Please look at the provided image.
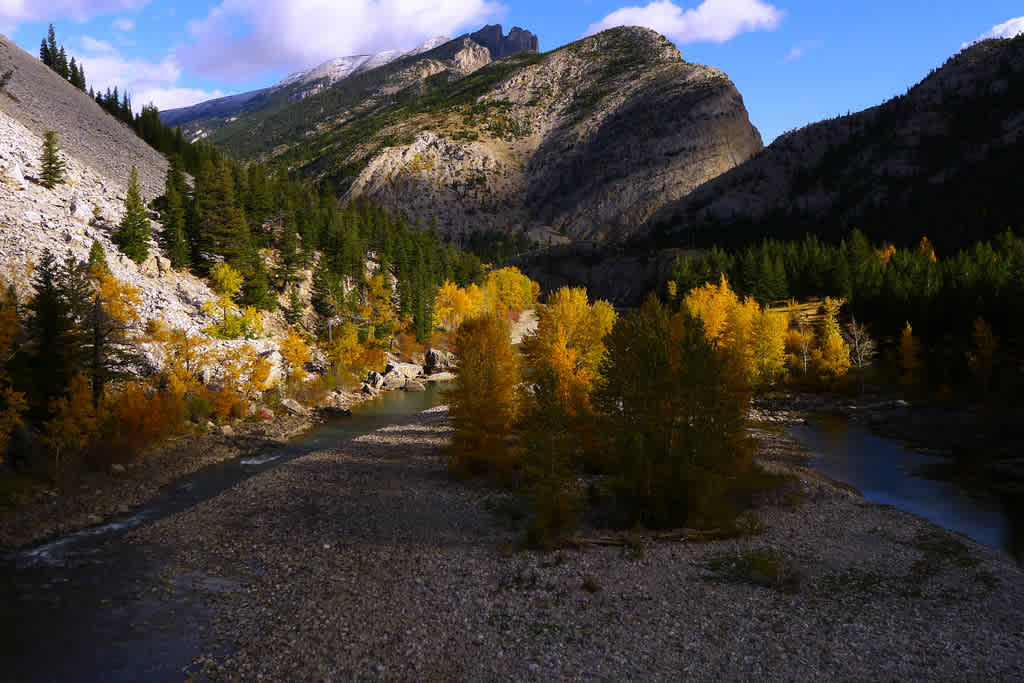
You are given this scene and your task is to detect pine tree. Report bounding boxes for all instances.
[285,286,304,326]
[116,167,151,263]
[39,131,65,189]
[55,47,69,80]
[87,239,110,277]
[46,25,58,69]
[160,182,190,269]
[40,38,52,67]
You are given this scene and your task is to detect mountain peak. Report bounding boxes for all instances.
[469,24,539,58]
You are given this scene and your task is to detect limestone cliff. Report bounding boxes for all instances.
[347,27,761,241]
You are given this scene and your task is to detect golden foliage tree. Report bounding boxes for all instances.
[41,374,98,484]
[899,322,923,394]
[966,316,998,394]
[447,313,521,477]
[279,327,312,386]
[434,281,485,331]
[813,297,851,379]
[483,266,536,316]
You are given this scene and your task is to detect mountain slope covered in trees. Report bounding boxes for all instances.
[171,26,762,242]
[644,34,1024,251]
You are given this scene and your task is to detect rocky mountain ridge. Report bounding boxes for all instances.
[200,26,761,242]
[161,35,454,133]
[644,33,1024,249]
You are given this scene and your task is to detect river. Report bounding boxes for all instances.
[0,384,447,682]
[791,414,1024,563]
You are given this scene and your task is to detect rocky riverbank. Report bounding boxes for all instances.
[0,411,318,552]
[122,405,1023,680]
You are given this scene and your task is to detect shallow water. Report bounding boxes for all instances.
[790,414,1024,562]
[0,384,447,682]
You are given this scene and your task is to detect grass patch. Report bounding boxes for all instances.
[705,548,802,593]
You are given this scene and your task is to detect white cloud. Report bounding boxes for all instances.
[76,36,223,112]
[783,39,822,64]
[0,1,147,30]
[113,17,135,32]
[182,0,503,82]
[967,16,1024,46]
[586,0,783,44]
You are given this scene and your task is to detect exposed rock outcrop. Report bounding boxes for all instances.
[341,27,762,242]
[469,24,539,58]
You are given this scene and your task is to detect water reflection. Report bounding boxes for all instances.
[790,414,1022,562]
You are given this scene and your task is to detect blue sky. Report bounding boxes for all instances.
[2,1,1022,143]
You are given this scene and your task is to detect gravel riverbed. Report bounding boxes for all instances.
[124,406,1024,680]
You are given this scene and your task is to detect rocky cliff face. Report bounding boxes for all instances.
[469,25,539,58]
[644,34,1024,248]
[340,27,762,241]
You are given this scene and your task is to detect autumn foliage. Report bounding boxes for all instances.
[447,313,521,477]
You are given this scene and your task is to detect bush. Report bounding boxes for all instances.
[186,394,213,423]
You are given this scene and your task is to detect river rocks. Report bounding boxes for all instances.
[318,406,353,419]
[425,348,454,374]
[382,371,409,391]
[365,371,385,390]
[219,424,235,437]
[280,398,309,417]
[109,463,126,475]
[404,380,426,392]
[424,372,456,383]
[385,361,423,381]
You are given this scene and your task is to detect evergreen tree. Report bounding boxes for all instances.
[160,182,190,269]
[116,167,151,263]
[285,286,304,326]
[46,25,58,69]
[39,38,52,67]
[39,131,65,189]
[196,163,251,265]
[22,251,91,419]
[87,239,109,277]
[55,47,69,80]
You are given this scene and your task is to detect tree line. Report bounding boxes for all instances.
[667,231,1024,394]
[38,24,221,176]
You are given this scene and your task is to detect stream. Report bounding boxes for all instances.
[0,384,446,682]
[791,414,1024,563]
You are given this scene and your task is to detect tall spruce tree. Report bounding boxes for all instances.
[160,183,190,268]
[39,131,65,189]
[55,47,69,80]
[39,38,52,67]
[116,167,151,263]
[46,25,58,69]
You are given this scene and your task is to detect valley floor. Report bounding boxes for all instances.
[118,405,1023,680]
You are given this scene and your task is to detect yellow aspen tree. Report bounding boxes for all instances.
[42,374,99,485]
[899,322,923,394]
[918,236,937,262]
[447,313,521,477]
[483,266,536,316]
[814,297,851,379]
[750,309,788,386]
[966,316,998,394]
[684,274,738,344]
[279,327,312,385]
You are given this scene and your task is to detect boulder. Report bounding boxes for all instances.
[219,424,235,437]
[382,370,409,391]
[318,406,352,419]
[361,383,379,396]
[404,379,426,392]
[385,361,423,381]
[109,463,126,475]
[365,370,385,390]
[280,398,309,416]
[425,348,454,374]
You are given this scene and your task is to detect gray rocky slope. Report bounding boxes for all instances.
[0,34,219,336]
